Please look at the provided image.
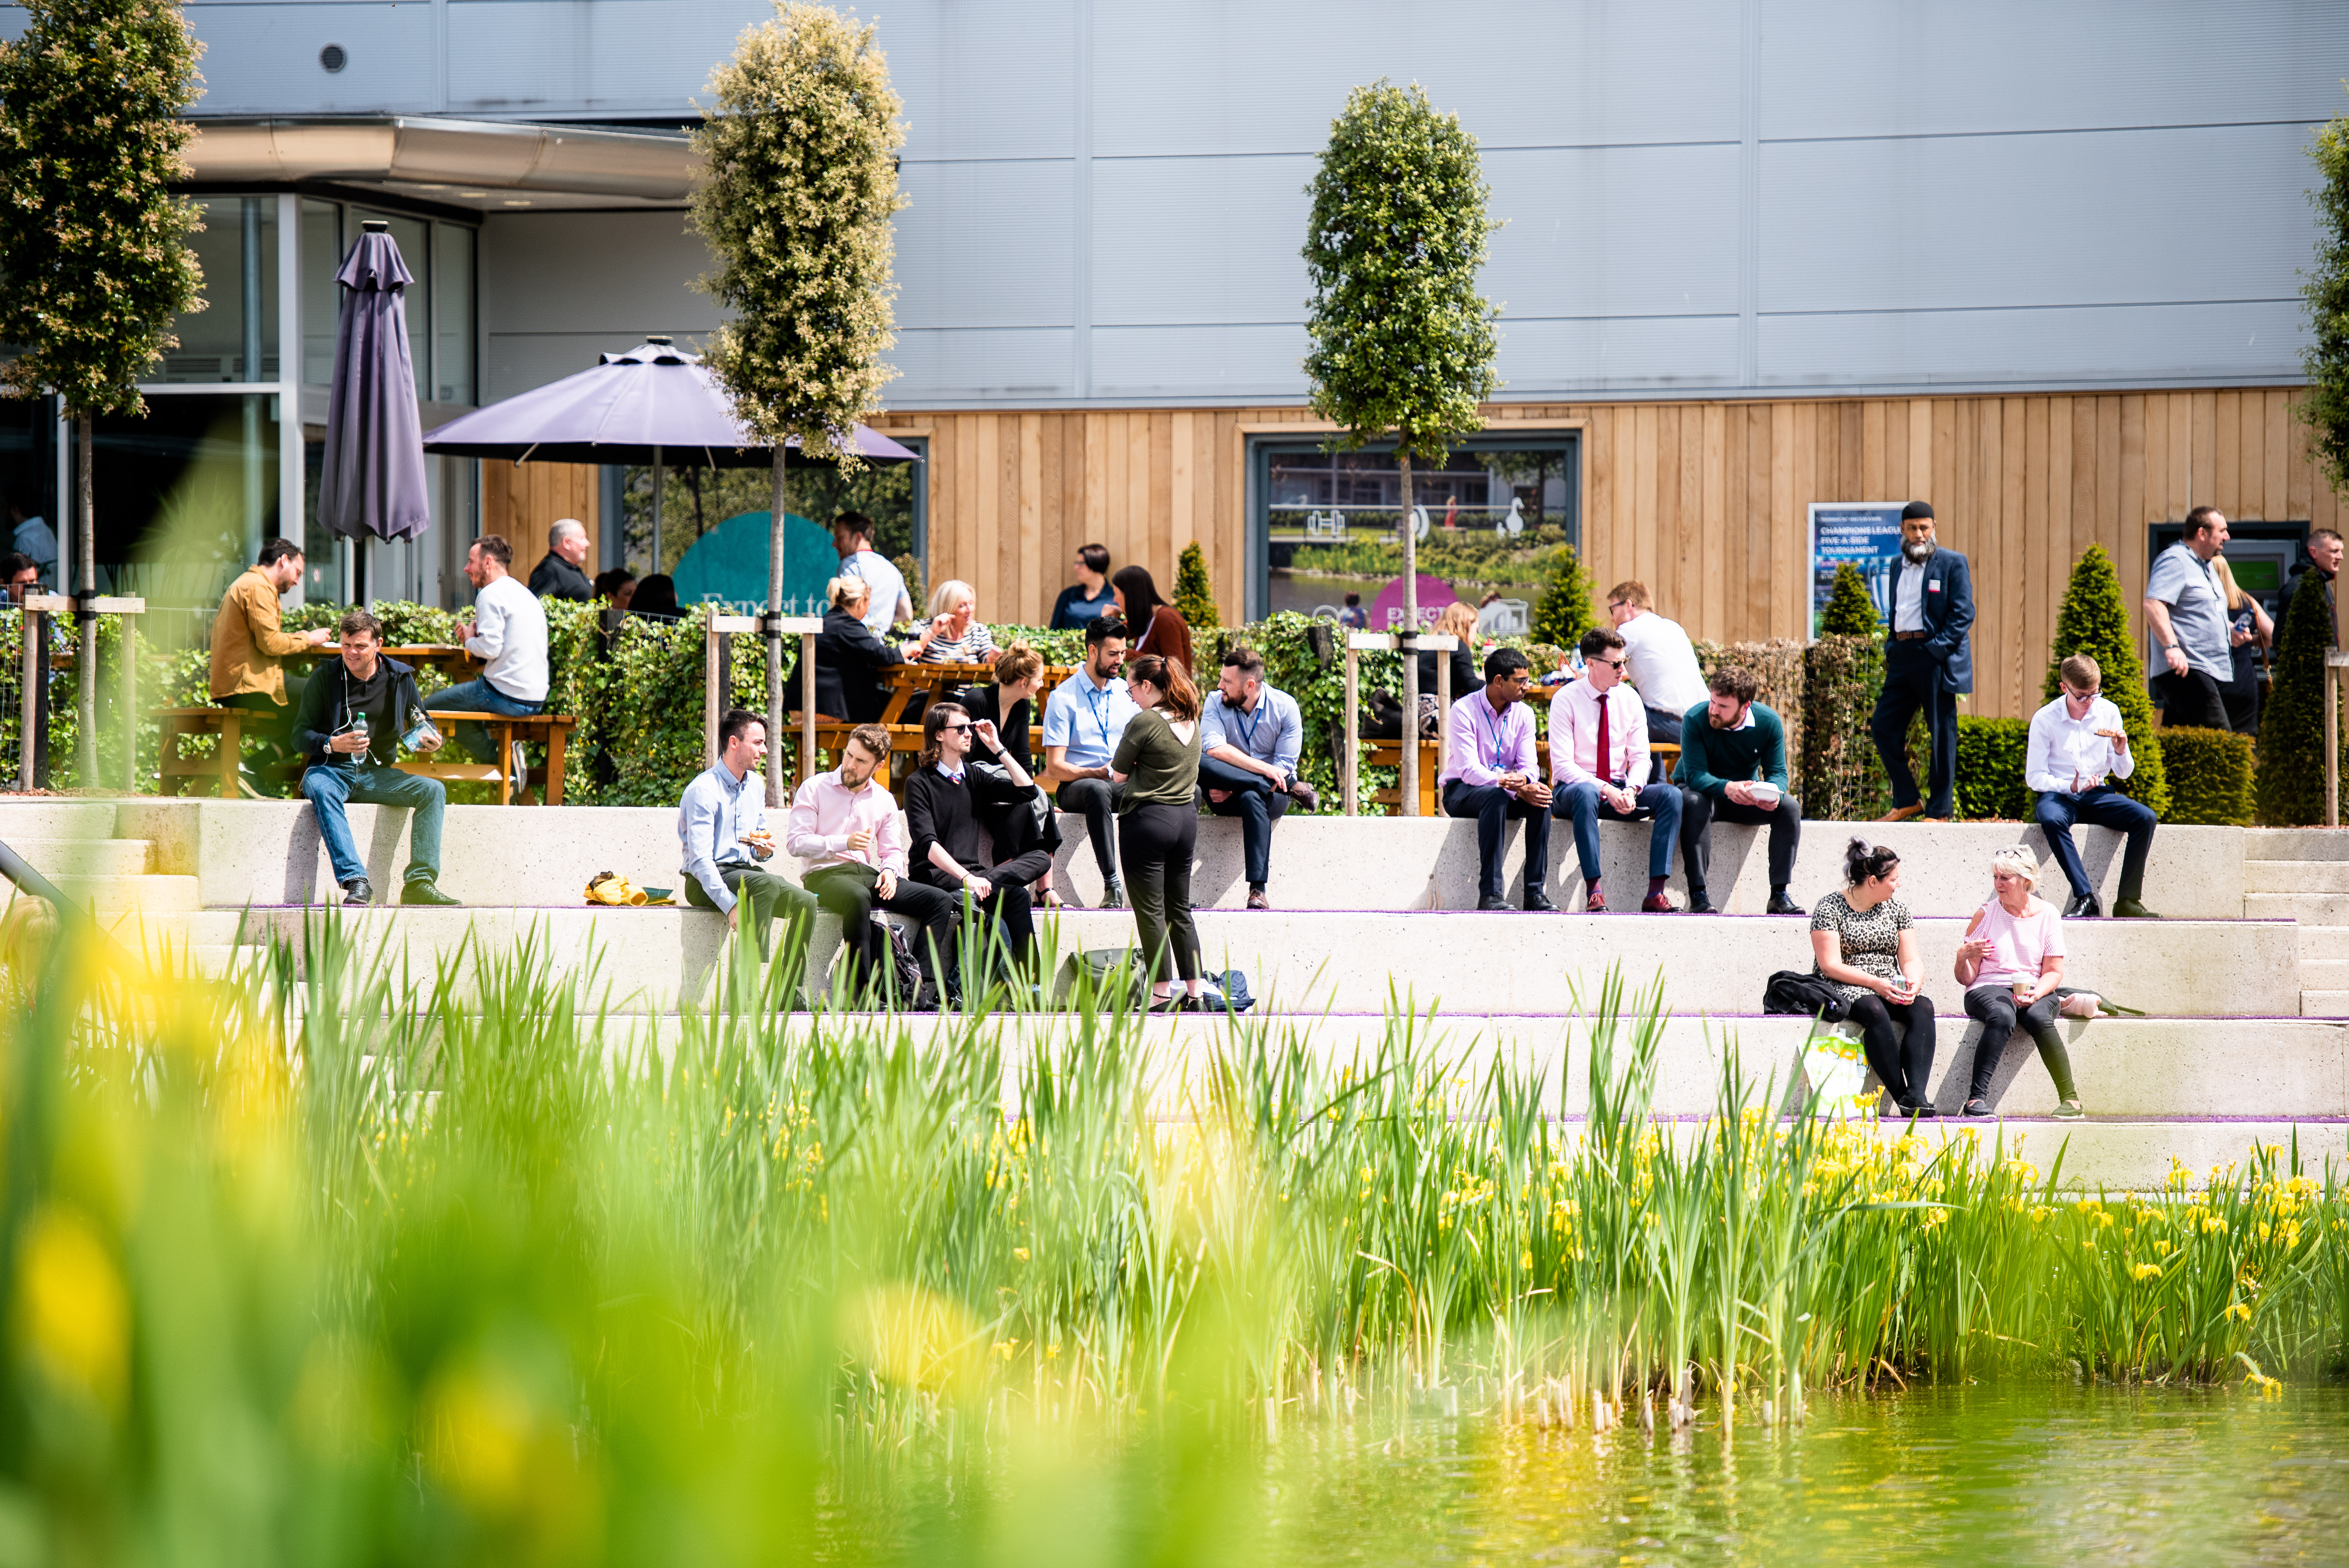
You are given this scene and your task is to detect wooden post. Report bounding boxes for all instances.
[15,596,59,790]
[2329,652,2348,828]
[119,612,135,793]
[798,628,817,788]
[1396,627,1419,817]
[703,613,765,770]
[1342,639,1360,816]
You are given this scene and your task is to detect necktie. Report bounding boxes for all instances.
[1596,693,1611,786]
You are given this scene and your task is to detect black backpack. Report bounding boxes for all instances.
[1762,969,1850,1022]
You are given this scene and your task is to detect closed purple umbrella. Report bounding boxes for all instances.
[319,221,431,551]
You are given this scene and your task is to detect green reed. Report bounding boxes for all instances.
[0,905,2340,1559]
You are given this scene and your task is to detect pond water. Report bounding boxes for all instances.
[854,1383,2349,1566]
[1259,1383,2349,1566]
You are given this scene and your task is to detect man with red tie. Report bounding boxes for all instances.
[1548,627,1682,912]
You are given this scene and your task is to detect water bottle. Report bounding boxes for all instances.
[348,711,369,762]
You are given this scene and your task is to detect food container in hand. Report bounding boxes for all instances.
[1748,782,1781,809]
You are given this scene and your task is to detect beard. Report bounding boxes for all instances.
[1902,538,1938,564]
[1707,707,1740,730]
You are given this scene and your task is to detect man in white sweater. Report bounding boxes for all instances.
[426,533,549,789]
[1607,581,1711,744]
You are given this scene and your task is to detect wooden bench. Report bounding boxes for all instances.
[154,706,246,798]
[407,711,577,805]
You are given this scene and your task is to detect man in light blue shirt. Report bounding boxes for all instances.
[832,511,912,638]
[1040,616,1140,906]
[679,707,818,962]
[1198,645,1316,909]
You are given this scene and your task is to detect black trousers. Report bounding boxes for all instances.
[1441,780,1551,904]
[1847,991,1936,1108]
[1057,776,1125,884]
[1870,640,1957,816]
[1118,800,1200,985]
[1961,984,2076,1102]
[1198,752,1290,887]
[914,846,1054,967]
[1643,704,1684,745]
[2152,668,2231,731]
[1678,788,1801,894]
[802,862,960,999]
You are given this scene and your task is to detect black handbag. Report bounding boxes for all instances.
[1763,969,1850,1021]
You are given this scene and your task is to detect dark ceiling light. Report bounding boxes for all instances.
[319,43,347,73]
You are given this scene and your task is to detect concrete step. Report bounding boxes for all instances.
[106,799,2253,921]
[230,905,2299,1019]
[2304,991,2349,1018]
[2300,958,2349,988]
[0,800,121,839]
[2248,893,2349,925]
[9,838,150,878]
[51,874,199,914]
[2245,828,2349,861]
[2296,926,2349,960]
[2244,859,2349,893]
[1836,1118,2346,1190]
[94,909,255,959]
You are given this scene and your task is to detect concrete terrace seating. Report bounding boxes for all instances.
[6,796,2346,1188]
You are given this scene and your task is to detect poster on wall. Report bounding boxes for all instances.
[1807,503,1907,634]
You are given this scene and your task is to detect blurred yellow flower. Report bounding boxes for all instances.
[13,1205,127,1410]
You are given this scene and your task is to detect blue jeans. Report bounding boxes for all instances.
[2034,786,2157,902]
[425,677,544,762]
[1551,780,1682,881]
[302,762,446,890]
[1198,752,1289,887]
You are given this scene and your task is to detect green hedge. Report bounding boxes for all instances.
[2160,725,2257,827]
[1799,635,1890,821]
[1954,716,2031,821]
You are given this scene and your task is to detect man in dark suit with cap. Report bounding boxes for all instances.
[1870,501,1973,822]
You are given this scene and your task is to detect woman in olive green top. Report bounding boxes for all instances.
[1111,654,1205,1010]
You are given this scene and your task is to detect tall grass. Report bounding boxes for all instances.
[0,906,2340,1558]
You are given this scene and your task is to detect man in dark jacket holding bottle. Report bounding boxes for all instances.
[1869,501,1974,822]
[293,608,461,909]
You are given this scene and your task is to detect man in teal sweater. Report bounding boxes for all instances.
[1673,664,1804,914]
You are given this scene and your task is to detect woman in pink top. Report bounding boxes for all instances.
[1952,846,2083,1120]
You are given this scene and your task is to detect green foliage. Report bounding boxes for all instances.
[1302,81,1501,470]
[690,3,904,464]
[1528,543,1594,650]
[1174,541,1220,630]
[891,550,925,620]
[2300,91,2349,501]
[1800,635,1892,821]
[2257,561,2341,825]
[0,0,206,420]
[2045,544,2169,817]
[2160,726,2258,827]
[1285,526,1574,586]
[1954,716,2032,822]
[1818,563,1881,637]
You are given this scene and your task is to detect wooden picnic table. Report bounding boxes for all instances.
[875,660,1077,723]
[303,643,483,679]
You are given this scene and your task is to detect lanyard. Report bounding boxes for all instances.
[1477,695,1513,768]
[1079,678,1117,753]
[1230,695,1266,754]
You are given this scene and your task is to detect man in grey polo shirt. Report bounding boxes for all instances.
[2143,506,2234,731]
[1198,645,1318,910]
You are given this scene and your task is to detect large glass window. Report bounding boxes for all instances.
[158,196,278,384]
[301,199,342,387]
[433,223,476,406]
[1251,435,1578,624]
[617,443,927,589]
[80,392,281,606]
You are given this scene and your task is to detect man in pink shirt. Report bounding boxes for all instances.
[786,724,961,1007]
[1438,647,1557,911]
[1548,627,1682,912]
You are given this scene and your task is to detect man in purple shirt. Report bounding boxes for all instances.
[1438,647,1558,911]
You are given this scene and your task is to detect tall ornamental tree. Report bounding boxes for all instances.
[691,1,904,804]
[0,0,205,785]
[2299,91,2349,500]
[1818,563,1881,637]
[2256,559,2336,825]
[2042,543,2169,816]
[1303,80,1499,813]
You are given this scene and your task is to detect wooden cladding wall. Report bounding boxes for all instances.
[482,461,602,571]
[880,388,2335,720]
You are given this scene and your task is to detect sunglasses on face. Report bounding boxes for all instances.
[1592,656,1626,670]
[941,722,971,734]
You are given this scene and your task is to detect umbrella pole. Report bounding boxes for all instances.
[651,447,664,575]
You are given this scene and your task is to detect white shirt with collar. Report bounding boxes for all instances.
[1894,559,1928,632]
[1615,609,1709,713]
[1547,678,1652,789]
[2025,694,2137,796]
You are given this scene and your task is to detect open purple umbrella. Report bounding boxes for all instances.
[422,338,917,565]
[319,220,431,551]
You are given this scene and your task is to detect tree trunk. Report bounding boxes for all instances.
[1397,445,1419,816]
[75,410,96,788]
[765,446,787,809]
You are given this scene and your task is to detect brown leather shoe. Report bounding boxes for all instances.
[1246,886,1270,910]
[1641,892,1676,913]
[1878,803,1926,823]
[1583,889,1608,913]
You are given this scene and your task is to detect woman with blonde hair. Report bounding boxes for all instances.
[1111,654,1205,1011]
[1418,599,1480,700]
[812,576,931,722]
[918,578,998,665]
[1952,844,2083,1120]
[2209,554,2272,734]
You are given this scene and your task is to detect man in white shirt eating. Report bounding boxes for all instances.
[1606,581,1710,745]
[1548,626,1681,912]
[2026,653,2159,919]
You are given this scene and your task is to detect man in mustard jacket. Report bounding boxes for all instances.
[210,538,328,794]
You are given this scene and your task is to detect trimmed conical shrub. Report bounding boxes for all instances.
[2042,544,2168,816]
[1818,561,1880,636]
[1529,544,1594,649]
[1174,540,1220,629]
[2256,564,2338,824]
